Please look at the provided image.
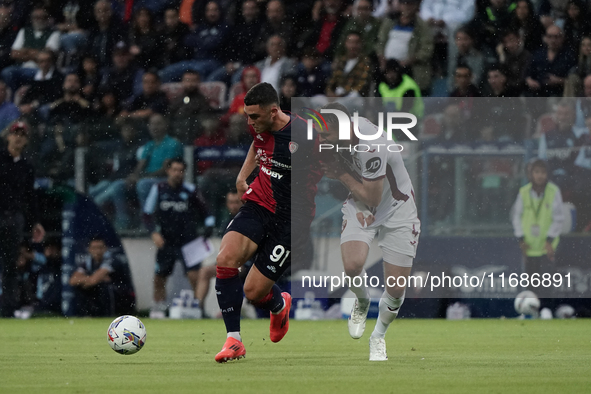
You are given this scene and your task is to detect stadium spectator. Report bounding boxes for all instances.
[468,0,513,57]
[159,0,229,82]
[14,240,43,318]
[0,80,20,131]
[538,99,588,191]
[485,64,519,97]
[91,122,141,231]
[447,27,484,91]
[255,0,295,59]
[219,190,243,235]
[1,6,60,91]
[511,159,564,291]
[34,237,62,314]
[420,0,475,38]
[295,48,329,97]
[326,31,372,97]
[226,66,261,118]
[120,71,169,121]
[169,70,211,144]
[85,0,127,69]
[562,0,591,57]
[0,4,18,71]
[496,30,531,94]
[334,0,380,58]
[46,73,92,126]
[421,0,476,77]
[574,75,591,126]
[38,126,91,184]
[432,103,468,142]
[279,75,297,111]
[208,0,262,84]
[508,0,545,53]
[302,0,349,61]
[563,35,591,97]
[525,24,576,97]
[18,50,64,123]
[376,0,434,94]
[129,113,183,214]
[449,65,481,99]
[99,41,143,103]
[376,59,424,117]
[128,8,163,70]
[539,0,570,29]
[255,35,296,92]
[144,158,216,319]
[77,55,101,102]
[54,0,94,69]
[0,121,46,318]
[161,7,191,67]
[68,237,117,317]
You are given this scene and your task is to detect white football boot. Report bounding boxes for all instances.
[369,336,388,361]
[348,299,370,339]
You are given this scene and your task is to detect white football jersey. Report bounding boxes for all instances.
[339,117,418,227]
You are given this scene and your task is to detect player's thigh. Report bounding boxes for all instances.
[243,264,277,302]
[216,231,258,268]
[340,213,377,275]
[217,202,269,268]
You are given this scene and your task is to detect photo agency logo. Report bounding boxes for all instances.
[303,107,418,153]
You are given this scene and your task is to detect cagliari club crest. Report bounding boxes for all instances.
[289,141,298,153]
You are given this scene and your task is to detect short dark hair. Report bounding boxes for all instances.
[182,70,201,79]
[143,71,160,82]
[244,82,279,106]
[88,235,106,246]
[487,63,508,76]
[167,157,186,169]
[319,102,351,126]
[528,158,548,175]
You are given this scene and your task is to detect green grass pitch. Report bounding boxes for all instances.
[1,318,590,394]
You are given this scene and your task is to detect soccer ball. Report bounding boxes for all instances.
[107,315,147,355]
[514,291,541,316]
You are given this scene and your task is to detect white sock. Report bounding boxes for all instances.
[348,269,370,307]
[371,291,404,338]
[227,331,241,341]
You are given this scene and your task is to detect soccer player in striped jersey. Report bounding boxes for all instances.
[318,102,420,361]
[214,82,321,362]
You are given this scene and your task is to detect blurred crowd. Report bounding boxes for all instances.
[0,0,590,231]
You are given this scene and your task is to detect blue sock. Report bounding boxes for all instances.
[253,284,284,314]
[215,267,242,333]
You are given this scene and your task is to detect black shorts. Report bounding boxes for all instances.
[225,201,291,281]
[155,246,201,277]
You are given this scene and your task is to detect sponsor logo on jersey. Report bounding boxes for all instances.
[160,200,188,212]
[267,265,277,273]
[365,157,382,173]
[260,165,283,179]
[257,134,264,141]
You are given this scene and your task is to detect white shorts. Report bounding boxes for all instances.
[340,212,420,266]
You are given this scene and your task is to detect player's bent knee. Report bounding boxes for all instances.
[343,260,365,277]
[216,250,242,268]
[243,284,267,303]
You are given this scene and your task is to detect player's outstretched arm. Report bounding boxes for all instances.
[236,141,257,197]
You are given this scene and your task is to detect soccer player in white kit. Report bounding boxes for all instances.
[318,102,420,361]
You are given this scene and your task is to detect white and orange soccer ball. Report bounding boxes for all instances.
[107,315,147,355]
